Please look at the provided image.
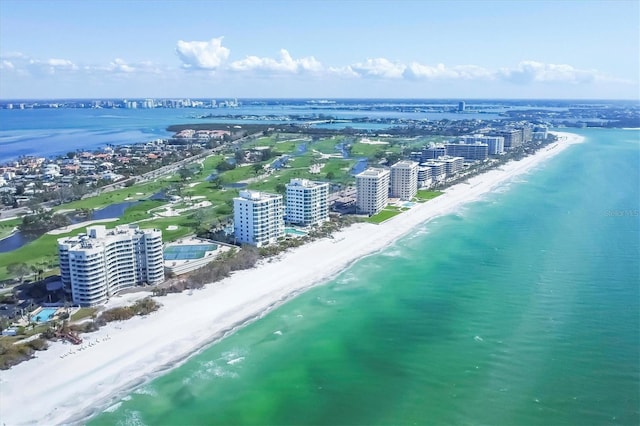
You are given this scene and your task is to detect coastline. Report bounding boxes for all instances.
[0,132,585,426]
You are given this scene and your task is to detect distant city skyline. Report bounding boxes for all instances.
[1,0,638,100]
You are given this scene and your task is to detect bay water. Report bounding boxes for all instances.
[82,128,637,425]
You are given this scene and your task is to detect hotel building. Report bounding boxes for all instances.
[58,225,164,307]
[356,168,391,215]
[285,178,330,226]
[234,190,284,247]
[390,160,419,200]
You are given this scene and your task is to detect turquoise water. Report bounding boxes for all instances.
[33,308,58,323]
[90,129,639,425]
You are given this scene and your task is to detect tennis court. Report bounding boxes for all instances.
[164,244,218,260]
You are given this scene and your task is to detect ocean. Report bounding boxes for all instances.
[86,128,639,425]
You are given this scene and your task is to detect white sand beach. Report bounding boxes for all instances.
[0,132,584,425]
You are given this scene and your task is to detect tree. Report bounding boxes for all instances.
[6,262,31,282]
[178,166,195,182]
[326,171,335,180]
[252,163,264,176]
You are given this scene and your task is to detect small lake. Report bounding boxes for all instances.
[0,199,143,253]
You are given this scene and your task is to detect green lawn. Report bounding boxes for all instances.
[309,136,344,154]
[415,190,443,201]
[0,219,20,240]
[219,165,256,183]
[350,142,388,158]
[367,209,402,224]
[53,180,171,211]
[70,307,97,322]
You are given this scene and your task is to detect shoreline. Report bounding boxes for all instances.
[0,131,585,426]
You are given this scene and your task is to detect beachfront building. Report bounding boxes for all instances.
[460,135,505,155]
[532,126,548,141]
[234,190,284,247]
[434,156,464,177]
[285,178,330,226]
[422,161,446,183]
[356,168,390,215]
[58,225,164,307]
[417,165,433,188]
[445,143,489,161]
[491,129,522,150]
[390,160,419,200]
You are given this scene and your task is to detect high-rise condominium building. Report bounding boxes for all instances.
[285,178,330,226]
[234,190,284,247]
[390,160,419,200]
[356,168,390,215]
[58,225,164,307]
[445,143,489,161]
[434,156,464,176]
[459,135,505,155]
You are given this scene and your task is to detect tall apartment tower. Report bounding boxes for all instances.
[493,130,522,150]
[356,168,390,215]
[58,225,164,307]
[285,178,330,226]
[233,190,284,247]
[390,160,419,200]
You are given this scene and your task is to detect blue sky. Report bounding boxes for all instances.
[0,0,638,99]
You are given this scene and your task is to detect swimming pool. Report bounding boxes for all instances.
[164,244,218,260]
[33,308,58,323]
[285,228,308,236]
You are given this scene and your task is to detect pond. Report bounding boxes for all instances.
[0,199,143,253]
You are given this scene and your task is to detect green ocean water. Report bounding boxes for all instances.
[89,129,639,426]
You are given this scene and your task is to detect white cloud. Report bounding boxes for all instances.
[349,58,406,79]
[0,60,14,70]
[109,58,136,73]
[404,63,494,80]
[498,61,601,84]
[26,57,78,74]
[229,49,322,74]
[175,37,230,70]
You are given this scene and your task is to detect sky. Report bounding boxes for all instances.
[0,0,638,100]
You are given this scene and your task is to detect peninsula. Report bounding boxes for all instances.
[0,131,584,425]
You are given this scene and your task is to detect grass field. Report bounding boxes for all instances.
[0,219,20,240]
[367,209,402,224]
[415,190,443,202]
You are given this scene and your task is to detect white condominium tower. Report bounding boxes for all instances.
[390,160,419,200]
[356,168,390,215]
[234,190,284,247]
[285,178,330,226]
[58,225,164,307]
